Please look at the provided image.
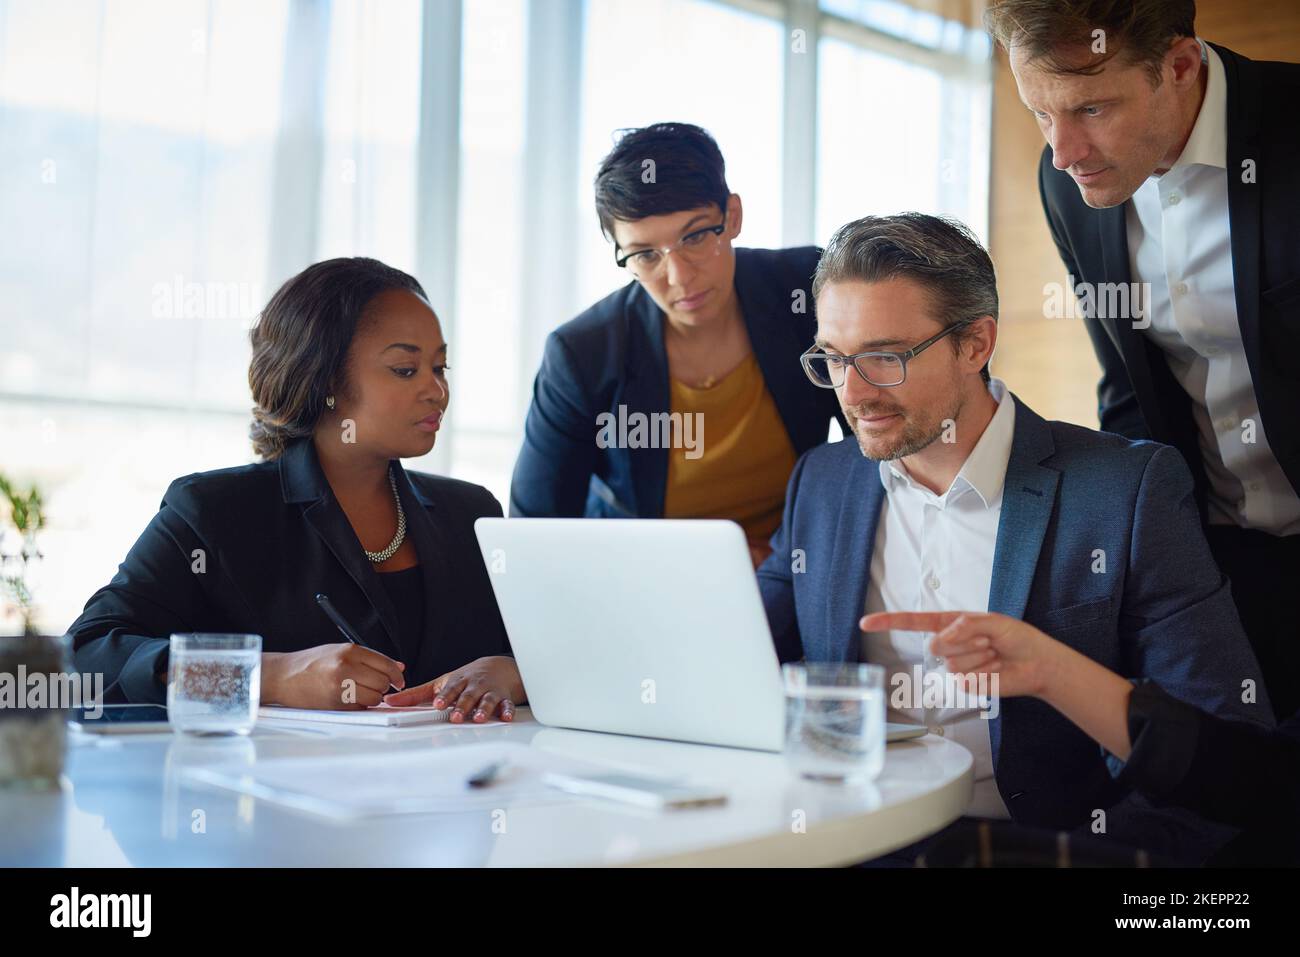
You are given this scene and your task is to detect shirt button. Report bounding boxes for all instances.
[1173,281,1188,296]
[1168,192,1181,206]
[1249,482,1262,492]
[927,576,941,590]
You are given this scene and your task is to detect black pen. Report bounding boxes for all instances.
[467,760,507,789]
[315,593,368,646]
[315,592,403,692]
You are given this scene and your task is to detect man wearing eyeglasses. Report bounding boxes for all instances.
[509,122,845,567]
[759,213,1273,865]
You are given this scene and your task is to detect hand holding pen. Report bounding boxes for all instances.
[256,594,407,709]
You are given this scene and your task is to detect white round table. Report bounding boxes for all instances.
[2,709,973,867]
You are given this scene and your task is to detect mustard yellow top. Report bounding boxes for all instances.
[662,352,798,544]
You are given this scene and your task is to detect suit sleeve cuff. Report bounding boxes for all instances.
[118,639,170,704]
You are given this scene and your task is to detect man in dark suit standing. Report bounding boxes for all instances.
[986,0,1300,720]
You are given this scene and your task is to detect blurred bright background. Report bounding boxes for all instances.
[1,0,995,632]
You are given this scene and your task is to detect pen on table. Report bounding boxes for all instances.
[314,592,403,692]
[467,760,507,789]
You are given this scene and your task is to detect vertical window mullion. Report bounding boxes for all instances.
[415,0,464,474]
[782,0,819,247]
[518,0,584,411]
[267,0,331,289]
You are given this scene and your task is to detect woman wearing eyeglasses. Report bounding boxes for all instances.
[69,258,523,720]
[509,123,846,568]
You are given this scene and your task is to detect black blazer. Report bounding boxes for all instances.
[1038,42,1300,515]
[68,439,511,704]
[1110,681,1300,865]
[508,245,848,519]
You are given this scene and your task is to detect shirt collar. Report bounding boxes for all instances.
[1164,39,1227,175]
[878,377,1017,509]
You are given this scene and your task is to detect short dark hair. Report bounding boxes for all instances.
[984,0,1197,84]
[813,213,998,383]
[248,257,427,460]
[593,122,730,241]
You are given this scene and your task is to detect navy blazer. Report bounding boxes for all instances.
[758,395,1275,864]
[509,246,848,518]
[1038,42,1300,513]
[68,439,511,704]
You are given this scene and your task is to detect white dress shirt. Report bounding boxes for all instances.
[861,377,1015,819]
[1125,40,1300,535]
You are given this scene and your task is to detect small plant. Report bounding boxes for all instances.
[0,473,46,636]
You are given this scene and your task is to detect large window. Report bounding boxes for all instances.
[0,0,992,634]
[817,36,990,243]
[315,0,424,269]
[0,0,296,633]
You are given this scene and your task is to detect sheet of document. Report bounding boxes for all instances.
[181,740,610,819]
[258,703,462,726]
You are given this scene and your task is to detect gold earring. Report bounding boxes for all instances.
[325,395,336,410]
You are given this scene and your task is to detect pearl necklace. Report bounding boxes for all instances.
[364,467,406,564]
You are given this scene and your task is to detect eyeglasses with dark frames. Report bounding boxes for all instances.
[800,318,979,389]
[615,213,727,278]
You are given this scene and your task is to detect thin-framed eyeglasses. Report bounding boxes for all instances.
[800,319,978,389]
[615,214,727,279]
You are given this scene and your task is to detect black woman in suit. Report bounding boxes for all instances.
[70,257,522,722]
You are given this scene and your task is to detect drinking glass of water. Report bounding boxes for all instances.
[167,634,261,735]
[783,662,885,784]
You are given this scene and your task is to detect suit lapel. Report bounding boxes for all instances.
[825,451,886,663]
[624,290,670,517]
[1096,203,1131,306]
[1097,204,1152,388]
[735,249,814,449]
[1217,42,1264,388]
[1096,202,1178,439]
[281,440,403,660]
[986,398,1059,764]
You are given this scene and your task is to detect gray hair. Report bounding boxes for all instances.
[813,213,998,382]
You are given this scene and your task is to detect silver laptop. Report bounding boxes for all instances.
[474,518,786,751]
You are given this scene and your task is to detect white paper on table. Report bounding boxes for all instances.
[257,703,461,726]
[180,740,612,820]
